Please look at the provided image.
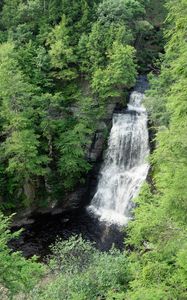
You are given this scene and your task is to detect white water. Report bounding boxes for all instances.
[89,82,150,226]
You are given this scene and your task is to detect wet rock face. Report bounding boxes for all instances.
[148,119,156,154]
[60,102,117,212]
[88,101,119,161]
[88,102,117,163]
[89,132,105,162]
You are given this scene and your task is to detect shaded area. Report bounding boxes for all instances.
[10,209,125,259]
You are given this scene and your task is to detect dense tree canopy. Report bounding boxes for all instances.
[1,0,186,299]
[0,0,160,211]
[125,0,187,298]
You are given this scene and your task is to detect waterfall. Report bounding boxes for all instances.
[89,77,150,225]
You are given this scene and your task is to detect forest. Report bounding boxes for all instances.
[0,0,187,299]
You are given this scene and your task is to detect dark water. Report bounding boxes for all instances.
[10,209,125,259]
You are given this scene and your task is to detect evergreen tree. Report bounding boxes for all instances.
[124,1,187,298]
[47,15,77,80]
[0,42,49,207]
[92,42,137,100]
[0,0,165,212]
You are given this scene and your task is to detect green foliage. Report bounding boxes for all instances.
[92,43,137,100]
[48,235,96,274]
[47,15,77,80]
[121,1,187,299]
[57,122,92,190]
[144,72,170,126]
[0,0,164,211]
[136,0,166,71]
[4,130,49,179]
[0,42,49,207]
[97,0,146,25]
[81,21,133,73]
[0,212,45,297]
[1,0,43,40]
[28,236,129,300]
[16,41,51,87]
[1,0,183,299]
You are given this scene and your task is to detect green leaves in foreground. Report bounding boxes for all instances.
[0,212,45,298]
[29,236,129,300]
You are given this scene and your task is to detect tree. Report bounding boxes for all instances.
[0,212,45,297]
[97,0,146,26]
[92,42,137,100]
[123,1,187,299]
[0,42,49,207]
[16,41,51,88]
[47,15,77,80]
[4,130,48,180]
[57,121,92,190]
[82,21,133,73]
[0,0,165,212]
[1,0,43,40]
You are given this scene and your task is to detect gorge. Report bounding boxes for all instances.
[1,1,187,298]
[11,76,150,257]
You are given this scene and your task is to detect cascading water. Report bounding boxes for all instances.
[89,76,150,225]
[11,77,150,257]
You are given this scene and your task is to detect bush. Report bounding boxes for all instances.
[30,236,129,300]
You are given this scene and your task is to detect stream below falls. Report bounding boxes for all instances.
[10,75,150,258]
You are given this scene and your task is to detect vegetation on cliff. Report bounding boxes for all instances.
[0,0,155,211]
[1,0,187,299]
